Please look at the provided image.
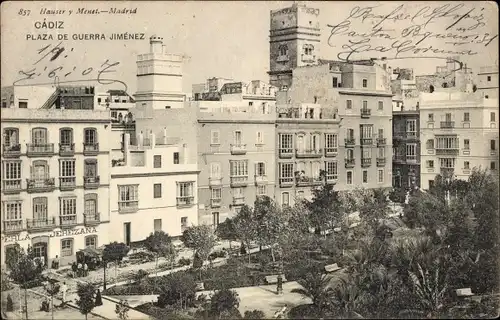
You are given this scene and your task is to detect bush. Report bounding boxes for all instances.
[128,251,155,263]
[243,309,265,319]
[178,257,191,266]
[6,294,13,311]
[156,272,197,309]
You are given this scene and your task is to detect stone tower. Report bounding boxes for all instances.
[268,1,321,90]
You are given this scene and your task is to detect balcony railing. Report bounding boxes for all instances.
[26,217,57,231]
[325,147,338,157]
[60,215,78,227]
[26,143,54,157]
[440,167,455,176]
[406,132,418,139]
[211,198,222,208]
[361,109,371,118]
[295,148,322,158]
[83,176,100,189]
[209,177,222,187]
[254,175,268,185]
[59,143,75,156]
[279,177,294,187]
[59,177,76,191]
[377,138,387,146]
[26,178,55,193]
[325,174,338,184]
[361,158,372,167]
[345,158,355,168]
[435,148,459,156]
[440,121,455,129]
[84,212,100,226]
[83,143,99,156]
[232,196,245,206]
[279,148,294,158]
[360,138,373,146]
[177,196,195,208]
[344,138,355,147]
[376,157,386,166]
[119,202,138,213]
[230,176,248,187]
[3,179,22,194]
[2,144,21,158]
[296,176,323,187]
[393,155,406,163]
[3,220,24,233]
[406,155,418,163]
[230,144,247,155]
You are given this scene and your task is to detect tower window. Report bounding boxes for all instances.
[303,44,314,55]
[279,45,288,57]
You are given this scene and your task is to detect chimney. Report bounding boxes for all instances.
[150,131,156,148]
[124,133,130,164]
[183,143,189,164]
[138,131,144,147]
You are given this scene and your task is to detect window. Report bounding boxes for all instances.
[464,139,470,150]
[255,162,266,176]
[378,128,384,139]
[491,162,496,170]
[177,182,194,199]
[31,160,49,181]
[346,148,354,160]
[378,101,383,110]
[360,125,373,138]
[153,155,161,168]
[406,120,416,134]
[428,113,434,121]
[280,163,294,182]
[181,217,188,228]
[426,139,434,149]
[332,77,338,87]
[60,197,77,224]
[491,140,496,151]
[84,128,97,145]
[33,197,47,220]
[346,100,352,109]
[487,76,491,81]
[279,45,288,56]
[303,44,314,55]
[325,161,338,180]
[257,185,267,196]
[281,192,290,206]
[491,112,496,122]
[463,112,470,122]
[427,160,434,168]
[3,128,19,147]
[234,131,242,145]
[347,171,353,185]
[210,130,220,145]
[59,159,75,177]
[173,152,180,164]
[3,201,22,226]
[256,131,264,145]
[362,148,372,159]
[230,160,248,177]
[362,79,367,88]
[362,170,368,183]
[84,160,97,177]
[362,100,368,110]
[347,128,354,139]
[154,183,162,198]
[18,101,28,108]
[3,161,21,190]
[211,188,221,199]
[377,147,385,158]
[119,185,139,211]
[61,239,73,257]
[464,161,470,169]
[439,158,455,168]
[84,194,97,217]
[325,134,338,153]
[378,169,384,183]
[212,212,220,227]
[60,128,73,146]
[436,136,459,149]
[85,236,97,249]
[406,143,417,161]
[297,191,304,199]
[311,134,320,152]
[32,128,48,144]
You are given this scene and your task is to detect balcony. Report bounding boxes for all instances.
[59,143,75,157]
[3,220,24,234]
[376,157,386,166]
[254,175,268,185]
[440,121,455,129]
[59,177,76,191]
[84,212,100,226]
[296,176,323,187]
[2,144,21,158]
[406,155,418,164]
[3,179,22,194]
[393,155,406,163]
[119,202,138,213]
[26,143,54,157]
[83,176,100,189]
[361,109,371,118]
[209,177,222,187]
[360,138,373,146]
[27,217,57,232]
[279,177,294,187]
[230,144,247,155]
[26,178,55,193]
[83,143,99,156]
[177,196,195,208]
[345,158,355,168]
[377,138,387,146]
[295,148,323,158]
[440,167,455,176]
[344,138,355,147]
[325,174,338,184]
[279,148,294,158]
[232,196,245,206]
[60,215,78,228]
[406,132,418,140]
[361,158,372,167]
[211,198,222,208]
[435,148,459,156]
[301,54,316,62]
[324,147,338,157]
[230,176,248,187]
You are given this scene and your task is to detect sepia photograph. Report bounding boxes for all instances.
[0,1,499,319]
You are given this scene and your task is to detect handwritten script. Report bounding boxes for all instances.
[327,3,498,62]
[13,41,127,91]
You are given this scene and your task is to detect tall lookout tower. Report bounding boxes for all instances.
[268,1,321,90]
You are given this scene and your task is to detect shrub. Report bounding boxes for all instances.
[134,269,149,283]
[156,272,197,309]
[6,294,13,311]
[178,257,191,266]
[243,309,265,319]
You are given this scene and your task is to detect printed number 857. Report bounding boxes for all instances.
[18,9,31,16]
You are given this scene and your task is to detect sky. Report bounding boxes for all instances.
[1,1,498,94]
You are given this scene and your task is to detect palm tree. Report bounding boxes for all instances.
[408,263,449,318]
[330,277,363,318]
[291,270,333,316]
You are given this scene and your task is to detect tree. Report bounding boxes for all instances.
[44,281,60,320]
[76,283,96,320]
[156,272,197,309]
[144,231,177,277]
[209,289,241,320]
[233,205,259,263]
[182,225,216,278]
[102,242,130,286]
[291,270,333,316]
[115,300,130,320]
[330,277,363,318]
[243,310,265,319]
[216,218,238,250]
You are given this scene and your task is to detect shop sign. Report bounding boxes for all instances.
[1,227,98,243]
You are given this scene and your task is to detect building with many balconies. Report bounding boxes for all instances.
[1,86,111,267]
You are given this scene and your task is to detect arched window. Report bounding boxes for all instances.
[118,113,123,123]
[59,128,73,146]
[303,44,314,55]
[85,235,98,249]
[3,128,19,147]
[32,128,48,145]
[297,134,306,152]
[83,128,97,145]
[127,112,133,123]
[279,45,288,56]
[84,193,98,220]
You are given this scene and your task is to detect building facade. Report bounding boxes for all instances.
[1,86,111,267]
[476,66,499,99]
